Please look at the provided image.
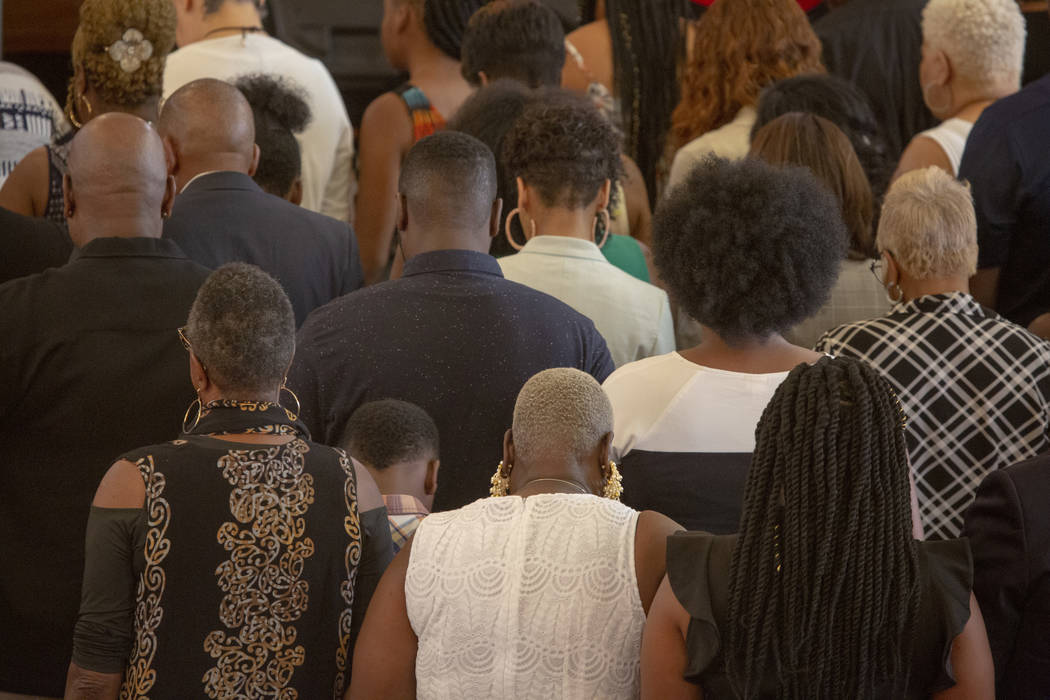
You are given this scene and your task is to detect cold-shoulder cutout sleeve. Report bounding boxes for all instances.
[919,538,974,693]
[666,531,736,683]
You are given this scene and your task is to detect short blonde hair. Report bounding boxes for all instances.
[512,368,613,462]
[876,167,977,279]
[922,0,1025,88]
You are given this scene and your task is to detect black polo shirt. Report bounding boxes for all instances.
[0,236,211,696]
[290,249,616,511]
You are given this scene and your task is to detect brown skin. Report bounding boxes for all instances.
[877,249,971,304]
[355,0,475,284]
[171,0,265,49]
[0,65,161,217]
[679,331,820,376]
[65,346,385,699]
[347,427,681,700]
[396,189,502,260]
[970,268,1000,310]
[361,456,440,511]
[514,177,611,246]
[156,78,261,193]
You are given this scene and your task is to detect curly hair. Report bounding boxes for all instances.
[727,357,920,698]
[670,0,823,150]
[234,73,312,198]
[186,263,296,395]
[654,157,846,342]
[922,0,1025,89]
[750,112,875,259]
[461,0,565,88]
[342,399,440,470]
[68,0,175,117]
[512,368,613,462]
[502,90,624,210]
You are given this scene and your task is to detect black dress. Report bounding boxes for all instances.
[667,532,973,698]
[71,401,391,699]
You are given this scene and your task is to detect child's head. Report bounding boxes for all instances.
[342,399,440,508]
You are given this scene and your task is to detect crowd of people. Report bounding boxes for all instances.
[1,0,1049,697]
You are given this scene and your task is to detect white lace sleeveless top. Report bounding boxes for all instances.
[917,117,973,176]
[406,494,645,700]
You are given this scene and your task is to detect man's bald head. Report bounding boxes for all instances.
[64,113,173,244]
[158,78,258,188]
[398,132,500,255]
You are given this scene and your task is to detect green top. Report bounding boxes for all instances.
[601,234,650,283]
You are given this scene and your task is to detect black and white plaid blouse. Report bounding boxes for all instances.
[816,292,1050,539]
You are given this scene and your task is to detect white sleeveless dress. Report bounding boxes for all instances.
[406,493,645,700]
[917,117,973,176]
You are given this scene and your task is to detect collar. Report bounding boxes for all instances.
[180,170,260,195]
[187,399,309,439]
[893,291,993,319]
[383,493,430,517]
[401,249,503,279]
[71,236,189,261]
[517,235,608,263]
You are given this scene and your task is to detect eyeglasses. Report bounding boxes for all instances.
[869,258,885,285]
[177,326,192,351]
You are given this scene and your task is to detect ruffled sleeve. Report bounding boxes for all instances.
[918,538,974,693]
[666,531,736,683]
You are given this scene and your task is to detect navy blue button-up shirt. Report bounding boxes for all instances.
[290,249,615,511]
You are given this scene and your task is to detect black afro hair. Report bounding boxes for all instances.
[341,399,440,471]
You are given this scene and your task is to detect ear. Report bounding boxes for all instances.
[478,71,490,86]
[929,49,952,87]
[162,134,181,182]
[62,173,75,220]
[424,459,440,496]
[489,197,503,240]
[73,65,87,98]
[883,250,901,286]
[287,177,303,206]
[394,1,414,34]
[597,178,612,211]
[397,192,410,233]
[189,352,211,394]
[502,429,515,468]
[247,143,261,177]
[598,431,613,471]
[161,175,176,219]
[515,176,529,212]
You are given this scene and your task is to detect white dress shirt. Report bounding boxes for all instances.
[164,34,355,222]
[499,235,674,367]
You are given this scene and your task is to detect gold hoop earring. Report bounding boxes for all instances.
[594,209,611,248]
[602,461,623,501]
[79,93,93,118]
[67,102,83,130]
[504,207,535,251]
[490,460,511,497]
[280,382,301,416]
[922,83,952,115]
[182,396,202,433]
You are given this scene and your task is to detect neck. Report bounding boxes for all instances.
[407,41,464,83]
[199,4,264,39]
[83,95,160,126]
[200,386,280,405]
[71,213,162,245]
[365,461,430,504]
[525,204,596,242]
[683,328,820,373]
[404,231,491,259]
[510,457,599,497]
[944,81,1017,122]
[176,155,251,191]
[900,275,969,302]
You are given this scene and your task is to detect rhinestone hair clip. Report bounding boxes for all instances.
[107,29,153,73]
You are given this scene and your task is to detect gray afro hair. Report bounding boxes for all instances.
[185,263,295,395]
[512,367,613,461]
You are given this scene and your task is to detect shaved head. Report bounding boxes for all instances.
[158,78,257,188]
[64,112,172,245]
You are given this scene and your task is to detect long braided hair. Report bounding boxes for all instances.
[726,357,921,699]
[578,0,689,199]
[422,0,492,61]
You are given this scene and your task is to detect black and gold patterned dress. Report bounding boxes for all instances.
[72,400,365,699]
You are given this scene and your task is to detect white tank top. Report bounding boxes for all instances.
[917,117,974,176]
[406,494,645,700]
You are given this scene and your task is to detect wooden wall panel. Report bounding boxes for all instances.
[4,0,82,54]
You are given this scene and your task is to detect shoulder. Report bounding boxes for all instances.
[917,538,974,623]
[360,91,411,131]
[603,352,683,392]
[665,531,735,613]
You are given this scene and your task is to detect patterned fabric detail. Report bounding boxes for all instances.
[121,456,172,700]
[202,440,316,696]
[816,292,1050,538]
[406,494,645,699]
[193,399,305,437]
[395,84,446,143]
[44,140,69,226]
[333,449,362,699]
[383,494,428,554]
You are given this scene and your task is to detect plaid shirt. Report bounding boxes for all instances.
[817,292,1050,539]
[383,494,429,554]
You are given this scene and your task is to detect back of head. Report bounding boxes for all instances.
[342,399,440,470]
[461,0,566,88]
[503,90,623,210]
[654,157,846,343]
[672,0,824,148]
[922,0,1025,89]
[185,263,295,396]
[512,368,613,464]
[727,356,919,697]
[876,167,978,280]
[234,73,312,198]
[750,112,875,258]
[66,112,169,234]
[448,79,536,256]
[70,0,175,116]
[398,130,498,243]
[420,0,492,60]
[158,78,256,173]
[752,74,892,210]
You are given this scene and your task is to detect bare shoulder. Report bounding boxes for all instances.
[637,510,684,542]
[892,135,954,182]
[360,92,411,140]
[93,459,146,509]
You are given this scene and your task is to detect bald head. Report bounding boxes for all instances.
[158,78,258,189]
[63,113,172,245]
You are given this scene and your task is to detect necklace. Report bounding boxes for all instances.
[202,25,265,40]
[516,478,589,495]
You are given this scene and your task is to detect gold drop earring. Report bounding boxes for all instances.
[602,461,623,501]
[490,461,511,497]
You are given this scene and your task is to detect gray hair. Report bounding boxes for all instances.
[922,0,1025,89]
[876,167,978,280]
[511,368,613,461]
[185,263,295,395]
